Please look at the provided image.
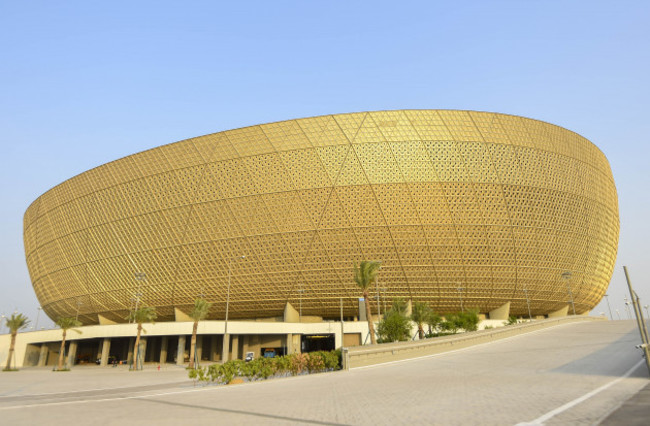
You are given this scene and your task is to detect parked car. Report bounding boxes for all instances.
[244,351,254,362]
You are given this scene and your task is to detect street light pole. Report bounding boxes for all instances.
[298,288,305,322]
[624,297,631,320]
[604,294,614,321]
[75,300,83,322]
[523,287,532,320]
[457,284,464,312]
[223,255,245,363]
[645,305,649,319]
[35,306,42,330]
[562,271,576,315]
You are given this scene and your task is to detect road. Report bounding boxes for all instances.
[0,320,647,425]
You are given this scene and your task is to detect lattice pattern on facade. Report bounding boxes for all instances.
[23,110,619,324]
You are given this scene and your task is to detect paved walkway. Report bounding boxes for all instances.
[0,320,647,425]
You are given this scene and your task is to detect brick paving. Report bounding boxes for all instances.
[0,320,647,425]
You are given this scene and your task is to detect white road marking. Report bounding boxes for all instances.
[515,358,645,425]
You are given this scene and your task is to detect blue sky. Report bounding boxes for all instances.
[1,1,648,328]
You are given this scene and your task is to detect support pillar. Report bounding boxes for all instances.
[176,335,186,365]
[548,305,570,318]
[231,335,239,360]
[37,344,49,367]
[221,334,230,363]
[286,334,293,354]
[242,335,250,357]
[211,335,218,361]
[127,338,134,365]
[100,338,111,366]
[489,302,511,320]
[138,337,147,366]
[66,341,78,368]
[196,336,203,362]
[159,336,168,364]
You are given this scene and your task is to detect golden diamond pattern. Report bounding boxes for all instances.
[23,110,619,324]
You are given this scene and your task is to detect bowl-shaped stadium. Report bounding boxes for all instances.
[24,110,619,325]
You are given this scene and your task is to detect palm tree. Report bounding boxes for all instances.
[127,306,157,371]
[188,298,212,369]
[4,313,29,371]
[411,302,432,340]
[55,317,82,371]
[353,260,381,344]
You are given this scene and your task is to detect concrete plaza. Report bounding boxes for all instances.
[0,320,647,425]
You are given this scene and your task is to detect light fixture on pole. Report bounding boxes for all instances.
[645,304,649,319]
[35,306,42,330]
[223,255,245,363]
[562,271,576,315]
[615,309,620,320]
[75,300,83,321]
[457,284,464,312]
[133,272,146,315]
[624,298,632,320]
[523,287,532,320]
[298,288,305,321]
[604,294,614,320]
[375,268,381,319]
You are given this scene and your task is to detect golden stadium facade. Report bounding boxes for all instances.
[23,110,619,325]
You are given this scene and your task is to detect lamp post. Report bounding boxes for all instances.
[457,284,464,312]
[645,305,649,319]
[223,255,245,363]
[375,270,381,319]
[35,306,42,330]
[298,288,305,321]
[624,298,632,320]
[0,314,5,334]
[562,271,576,315]
[523,287,532,320]
[604,294,614,321]
[133,272,146,314]
[615,309,621,320]
[75,300,83,321]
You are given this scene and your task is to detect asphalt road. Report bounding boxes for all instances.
[0,320,647,425]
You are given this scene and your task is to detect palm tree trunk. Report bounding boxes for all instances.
[5,332,16,370]
[133,323,142,371]
[189,320,198,369]
[57,330,67,370]
[418,324,424,340]
[364,291,376,344]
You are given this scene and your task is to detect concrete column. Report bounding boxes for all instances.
[196,335,203,362]
[67,341,78,368]
[97,340,103,361]
[100,338,111,366]
[548,305,570,318]
[334,326,343,349]
[138,337,147,365]
[211,335,218,361]
[489,302,511,320]
[286,333,293,354]
[159,336,168,364]
[127,338,134,365]
[37,344,49,367]
[242,335,250,356]
[176,335,186,366]
[221,334,230,363]
[231,335,239,360]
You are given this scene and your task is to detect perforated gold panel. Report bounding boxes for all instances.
[23,110,619,324]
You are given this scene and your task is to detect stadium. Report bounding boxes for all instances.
[23,110,619,328]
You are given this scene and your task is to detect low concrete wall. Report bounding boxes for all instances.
[342,316,606,370]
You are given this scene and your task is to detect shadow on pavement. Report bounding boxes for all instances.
[141,397,348,425]
[551,327,649,378]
